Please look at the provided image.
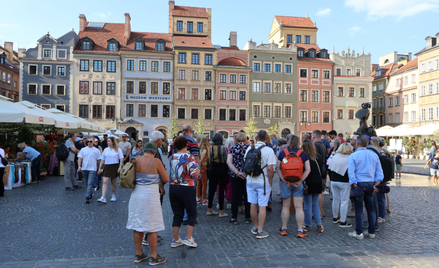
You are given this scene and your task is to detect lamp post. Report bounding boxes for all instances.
[300,121,311,135]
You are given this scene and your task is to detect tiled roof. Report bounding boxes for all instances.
[217,46,240,50]
[18,58,72,62]
[391,58,418,75]
[371,63,399,78]
[173,36,214,49]
[371,64,379,72]
[217,57,246,66]
[75,22,127,53]
[275,16,316,28]
[173,5,208,18]
[298,57,333,62]
[297,44,321,51]
[123,32,172,51]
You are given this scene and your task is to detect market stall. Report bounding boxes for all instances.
[3,161,32,190]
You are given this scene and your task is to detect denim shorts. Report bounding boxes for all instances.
[396,164,402,171]
[280,180,304,198]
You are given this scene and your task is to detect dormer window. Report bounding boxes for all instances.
[156,39,165,52]
[107,39,119,52]
[80,38,93,50]
[135,40,143,51]
[320,50,327,58]
[309,50,316,58]
[376,67,381,76]
[298,49,304,57]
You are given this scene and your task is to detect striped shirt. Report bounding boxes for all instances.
[185,135,199,157]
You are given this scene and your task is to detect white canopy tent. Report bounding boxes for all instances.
[408,124,439,136]
[0,99,55,125]
[108,128,127,135]
[376,125,394,137]
[45,109,105,133]
[15,102,78,130]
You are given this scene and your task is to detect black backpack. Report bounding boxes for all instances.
[56,142,70,161]
[243,145,265,177]
[370,149,393,182]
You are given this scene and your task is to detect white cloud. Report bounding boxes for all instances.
[316,8,331,16]
[349,26,362,36]
[93,12,112,18]
[345,0,439,20]
[0,24,19,28]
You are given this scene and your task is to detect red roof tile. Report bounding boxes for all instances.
[297,44,321,51]
[275,16,316,28]
[174,36,214,49]
[372,63,399,78]
[298,57,333,62]
[173,5,208,18]
[217,57,246,66]
[75,22,127,53]
[217,46,240,50]
[391,58,418,75]
[123,32,172,51]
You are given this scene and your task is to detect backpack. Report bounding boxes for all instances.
[243,145,265,177]
[119,158,137,189]
[280,148,304,182]
[56,142,70,161]
[370,149,393,182]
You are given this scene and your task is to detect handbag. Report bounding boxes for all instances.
[303,181,309,196]
[0,154,8,166]
[119,158,138,189]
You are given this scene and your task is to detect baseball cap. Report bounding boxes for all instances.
[362,135,371,141]
[75,137,83,142]
[144,142,157,150]
[398,150,403,154]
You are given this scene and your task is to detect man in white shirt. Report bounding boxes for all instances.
[119,134,132,164]
[78,139,101,203]
[244,130,276,239]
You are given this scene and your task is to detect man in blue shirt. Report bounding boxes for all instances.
[320,130,331,155]
[270,134,278,154]
[348,135,383,240]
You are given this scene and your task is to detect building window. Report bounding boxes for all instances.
[404,76,408,85]
[192,88,198,100]
[229,109,236,121]
[254,63,260,72]
[287,34,292,43]
[105,105,115,119]
[300,111,307,122]
[220,74,227,83]
[404,112,409,123]
[126,104,134,117]
[43,49,51,58]
[93,82,102,94]
[320,51,327,58]
[178,108,185,119]
[274,106,281,118]
[274,83,281,94]
[346,69,352,76]
[187,21,193,33]
[156,42,165,52]
[305,36,310,44]
[404,95,409,104]
[311,111,319,123]
[323,112,330,123]
[205,71,212,81]
[373,85,377,91]
[239,109,246,121]
[177,21,183,31]
[349,110,354,119]
[264,82,271,93]
[42,85,51,95]
[396,96,400,105]
[205,109,212,120]
[190,70,199,81]
[219,109,226,121]
[163,105,170,118]
[412,74,416,83]
[356,69,361,76]
[239,91,246,100]
[309,50,315,57]
[56,85,65,95]
[151,61,159,72]
[360,88,365,98]
[412,111,416,122]
[163,62,171,72]
[138,81,146,94]
[285,106,292,118]
[192,53,200,64]
[28,84,37,95]
[253,105,260,117]
[337,109,343,119]
[349,87,355,97]
[126,81,134,94]
[226,90,235,100]
[421,85,426,96]
[205,89,212,100]
[263,105,271,117]
[285,83,292,94]
[79,81,89,94]
[43,66,51,75]
[396,113,401,123]
[201,54,212,66]
[178,88,186,99]
[220,90,226,100]
[178,70,186,80]
[300,90,308,102]
[380,97,384,107]
[379,83,384,90]
[93,60,102,72]
[197,22,203,32]
[240,75,246,84]
[107,61,116,72]
[137,104,147,117]
[108,42,117,51]
[428,108,433,121]
[253,82,260,93]
[296,35,301,44]
[336,68,341,76]
[389,114,393,123]
[298,50,304,57]
[127,60,134,71]
[311,70,318,79]
[135,41,143,51]
[338,87,344,97]
[107,82,115,95]
[389,98,393,107]
[163,83,170,95]
[264,63,271,72]
[29,65,37,75]
[230,74,237,83]
[92,105,102,119]
[300,69,307,78]
[82,41,91,50]
[79,105,88,118]
[285,65,292,73]
[151,105,158,118]
[311,90,319,102]
[57,66,65,76]
[275,64,281,73]
[323,70,330,79]
[139,60,147,71]
[178,53,186,63]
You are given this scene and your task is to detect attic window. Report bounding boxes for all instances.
[135,41,143,51]
[107,40,118,52]
[82,41,91,50]
[309,50,315,57]
[156,40,165,52]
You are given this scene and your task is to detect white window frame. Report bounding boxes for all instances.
[323,69,331,79]
[263,104,271,118]
[311,69,319,79]
[41,84,52,95]
[139,60,147,72]
[55,104,66,111]
[273,105,282,118]
[41,104,51,110]
[150,104,160,118]
[42,65,52,76]
[57,49,67,59]
[412,111,416,122]
[311,110,319,123]
[204,108,213,120]
[428,107,434,121]
[43,48,52,58]
[322,111,331,123]
[421,108,426,121]
[404,112,409,123]
[253,104,261,118]
[28,64,38,75]
[396,113,400,123]
[55,84,66,96]
[284,105,292,118]
[253,61,262,73]
[299,68,308,78]
[56,65,66,77]
[389,114,393,124]
[253,81,261,93]
[299,89,308,102]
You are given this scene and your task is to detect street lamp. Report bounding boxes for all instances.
[300,121,311,134]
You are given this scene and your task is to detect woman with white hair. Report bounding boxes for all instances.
[14,142,42,183]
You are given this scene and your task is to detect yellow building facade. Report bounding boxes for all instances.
[268,16,317,47]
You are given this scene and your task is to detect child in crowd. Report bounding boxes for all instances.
[395,150,403,179]
[425,151,439,185]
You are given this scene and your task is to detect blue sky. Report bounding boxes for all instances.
[1,0,438,63]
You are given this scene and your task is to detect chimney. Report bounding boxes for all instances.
[169,1,175,34]
[207,8,212,41]
[229,31,237,47]
[124,13,131,40]
[18,48,26,58]
[4,42,13,61]
[79,14,87,32]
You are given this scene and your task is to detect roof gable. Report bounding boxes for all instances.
[75,22,126,53]
[174,36,214,49]
[124,32,172,51]
[275,16,316,28]
[172,5,208,18]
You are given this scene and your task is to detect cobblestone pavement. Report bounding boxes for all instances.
[1,158,439,267]
[399,158,430,176]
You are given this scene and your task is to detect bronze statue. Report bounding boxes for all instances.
[354,103,376,137]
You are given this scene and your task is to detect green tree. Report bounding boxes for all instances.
[244,117,257,139]
[167,115,179,138]
[268,123,280,138]
[193,116,206,136]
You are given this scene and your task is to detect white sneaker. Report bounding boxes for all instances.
[216,204,219,209]
[171,237,183,248]
[377,217,386,224]
[363,230,376,239]
[97,197,107,204]
[182,237,197,248]
[227,204,231,209]
[111,195,116,202]
[348,232,364,240]
[323,189,330,195]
